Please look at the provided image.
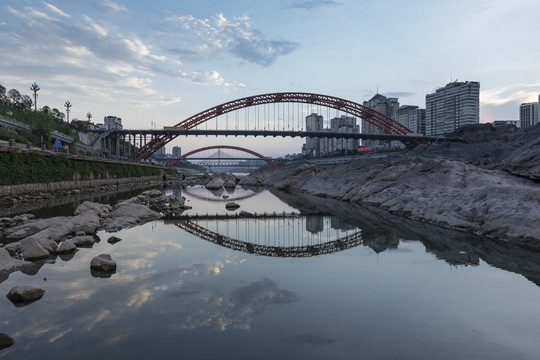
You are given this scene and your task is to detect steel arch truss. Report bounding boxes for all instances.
[135,92,413,160]
[168,145,278,168]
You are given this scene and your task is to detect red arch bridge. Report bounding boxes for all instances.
[88,92,442,160]
[160,145,278,168]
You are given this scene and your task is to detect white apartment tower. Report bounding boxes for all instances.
[519,95,539,128]
[425,81,480,136]
[305,113,323,157]
[397,105,426,134]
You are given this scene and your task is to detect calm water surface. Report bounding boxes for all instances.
[1,186,540,359]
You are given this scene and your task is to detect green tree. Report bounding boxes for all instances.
[21,95,33,111]
[7,89,22,106]
[0,83,6,101]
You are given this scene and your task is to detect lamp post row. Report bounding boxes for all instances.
[30,83,92,126]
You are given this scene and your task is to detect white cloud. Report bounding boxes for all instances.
[43,2,70,18]
[481,83,540,106]
[178,70,245,89]
[166,12,298,66]
[97,0,129,15]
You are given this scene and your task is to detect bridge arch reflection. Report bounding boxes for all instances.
[175,215,364,257]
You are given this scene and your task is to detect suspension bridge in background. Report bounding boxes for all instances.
[88,92,444,161]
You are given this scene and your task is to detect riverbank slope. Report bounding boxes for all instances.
[241,124,540,245]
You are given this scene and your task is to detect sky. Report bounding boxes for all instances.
[1,0,539,157]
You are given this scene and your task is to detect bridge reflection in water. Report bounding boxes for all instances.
[174,214,365,257]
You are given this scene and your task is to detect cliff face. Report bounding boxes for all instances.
[241,124,540,245]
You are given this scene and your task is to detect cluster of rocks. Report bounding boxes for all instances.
[241,124,540,246]
[179,173,239,190]
[0,189,189,275]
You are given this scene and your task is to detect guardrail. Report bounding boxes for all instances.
[0,114,33,132]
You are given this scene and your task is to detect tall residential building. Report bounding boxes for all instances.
[397,105,426,134]
[305,113,323,157]
[320,115,359,154]
[362,94,399,147]
[425,81,480,136]
[104,116,122,130]
[172,146,182,157]
[520,99,539,128]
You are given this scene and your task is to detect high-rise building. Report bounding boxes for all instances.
[397,105,426,134]
[172,146,182,157]
[328,115,358,153]
[520,99,539,128]
[425,81,480,136]
[305,113,323,157]
[362,94,399,147]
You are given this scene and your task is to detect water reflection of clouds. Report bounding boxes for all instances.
[163,278,299,332]
[178,258,246,276]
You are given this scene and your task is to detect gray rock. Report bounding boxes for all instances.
[90,254,116,273]
[74,201,112,218]
[38,237,58,254]
[56,240,77,254]
[107,236,122,244]
[0,333,15,350]
[140,189,162,198]
[19,238,49,260]
[71,236,95,247]
[225,202,240,210]
[0,248,32,275]
[6,285,45,305]
[101,202,161,231]
[205,176,225,190]
[239,210,254,217]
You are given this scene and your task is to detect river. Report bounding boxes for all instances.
[1,185,540,359]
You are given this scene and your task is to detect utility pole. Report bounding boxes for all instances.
[64,100,72,123]
[30,82,40,111]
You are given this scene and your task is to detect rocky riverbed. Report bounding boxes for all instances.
[0,189,190,277]
[241,124,540,246]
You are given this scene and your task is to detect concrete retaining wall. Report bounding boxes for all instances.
[0,175,162,197]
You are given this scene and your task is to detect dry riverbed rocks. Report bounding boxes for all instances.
[241,124,540,246]
[0,189,189,278]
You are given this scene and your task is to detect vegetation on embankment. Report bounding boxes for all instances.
[0,150,176,185]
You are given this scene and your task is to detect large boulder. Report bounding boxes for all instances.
[71,235,95,248]
[100,202,162,232]
[74,201,112,218]
[0,248,32,275]
[205,176,225,190]
[90,254,116,273]
[0,333,15,350]
[56,240,77,254]
[6,285,45,306]
[19,238,49,261]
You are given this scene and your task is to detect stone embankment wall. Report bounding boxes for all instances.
[0,175,163,197]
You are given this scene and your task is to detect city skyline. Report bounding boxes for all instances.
[1,0,539,156]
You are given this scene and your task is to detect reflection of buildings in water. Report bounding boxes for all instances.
[169,185,183,197]
[306,216,324,234]
[362,233,399,253]
[432,250,480,266]
[330,216,355,232]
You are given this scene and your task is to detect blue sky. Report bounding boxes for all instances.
[1,0,539,156]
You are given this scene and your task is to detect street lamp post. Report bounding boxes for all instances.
[64,100,72,124]
[30,82,40,112]
[86,112,92,130]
